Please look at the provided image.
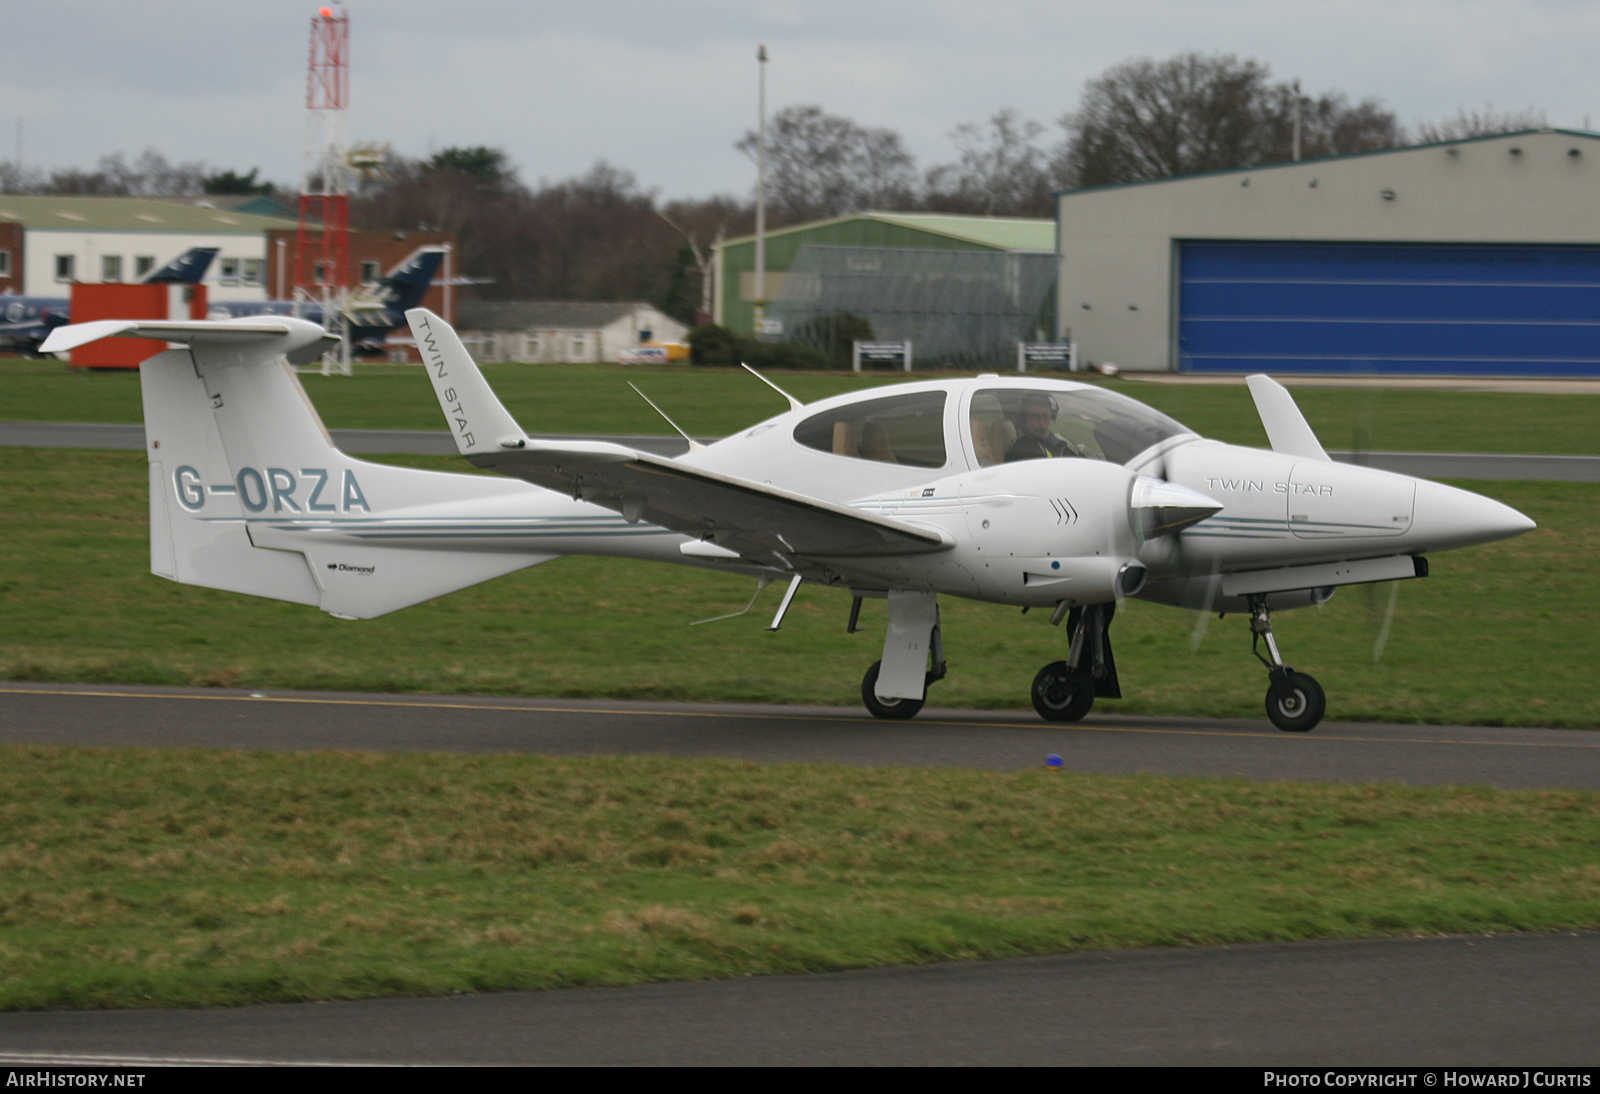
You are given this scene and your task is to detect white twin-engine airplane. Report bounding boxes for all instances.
[42,310,1535,732]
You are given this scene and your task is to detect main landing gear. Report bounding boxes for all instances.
[857,591,947,721]
[1031,603,1120,723]
[1249,595,1326,732]
[861,655,947,721]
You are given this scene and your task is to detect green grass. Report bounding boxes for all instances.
[4,356,1599,453]
[2,448,1595,728]
[1,746,1596,1010]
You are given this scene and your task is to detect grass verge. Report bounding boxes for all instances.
[1,747,1596,1010]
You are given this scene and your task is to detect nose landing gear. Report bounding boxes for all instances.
[1249,595,1326,732]
[1031,603,1119,722]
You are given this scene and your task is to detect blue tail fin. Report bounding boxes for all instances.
[143,247,220,285]
[374,246,446,310]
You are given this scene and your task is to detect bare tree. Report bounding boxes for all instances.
[1284,92,1405,159]
[39,150,208,195]
[1055,52,1401,188]
[1415,105,1548,143]
[736,105,917,224]
[353,150,750,322]
[659,197,749,324]
[924,109,1056,216]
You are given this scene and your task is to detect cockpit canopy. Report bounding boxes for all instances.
[790,382,1192,472]
[968,386,1192,466]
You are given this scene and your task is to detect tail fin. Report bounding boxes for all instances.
[374,246,446,311]
[44,316,557,619]
[142,247,219,285]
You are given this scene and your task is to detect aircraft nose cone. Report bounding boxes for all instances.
[1131,476,1224,538]
[1411,479,1536,551]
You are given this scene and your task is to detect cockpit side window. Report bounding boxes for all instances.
[793,390,948,469]
[972,387,1193,465]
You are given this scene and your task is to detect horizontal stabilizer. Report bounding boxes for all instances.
[41,316,337,364]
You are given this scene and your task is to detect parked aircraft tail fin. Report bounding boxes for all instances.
[44,316,556,619]
[142,247,220,285]
[375,247,447,311]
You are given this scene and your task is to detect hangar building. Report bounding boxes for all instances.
[1056,129,1600,376]
[715,213,1056,369]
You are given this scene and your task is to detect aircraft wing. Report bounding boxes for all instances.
[407,307,947,563]
[475,444,949,560]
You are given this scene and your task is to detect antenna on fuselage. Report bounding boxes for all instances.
[740,362,803,412]
[626,381,704,452]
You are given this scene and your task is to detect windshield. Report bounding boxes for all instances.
[969,387,1192,466]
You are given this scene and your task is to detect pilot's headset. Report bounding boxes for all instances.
[1019,392,1060,421]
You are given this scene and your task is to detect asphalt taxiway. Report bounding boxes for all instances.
[3,682,1598,789]
[0,932,1595,1066]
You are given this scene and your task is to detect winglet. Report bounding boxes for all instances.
[1245,375,1331,462]
[407,308,528,456]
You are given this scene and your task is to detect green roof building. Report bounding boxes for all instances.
[714,212,1058,370]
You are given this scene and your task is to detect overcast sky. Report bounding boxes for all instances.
[6,0,1598,201]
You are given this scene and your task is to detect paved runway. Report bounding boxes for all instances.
[3,682,1598,789]
[1,683,1596,1064]
[5,421,1599,480]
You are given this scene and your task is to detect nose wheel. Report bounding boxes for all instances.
[1265,668,1325,732]
[1250,595,1326,732]
[1030,603,1119,722]
[1032,662,1095,722]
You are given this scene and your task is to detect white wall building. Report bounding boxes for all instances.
[0,195,297,302]
[457,301,689,363]
[1055,129,1600,377]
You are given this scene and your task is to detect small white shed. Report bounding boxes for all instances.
[456,301,688,363]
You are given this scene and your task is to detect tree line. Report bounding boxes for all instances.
[0,52,1551,325]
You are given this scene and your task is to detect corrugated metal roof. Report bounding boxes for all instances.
[723,212,1054,253]
[0,195,298,233]
[457,300,652,330]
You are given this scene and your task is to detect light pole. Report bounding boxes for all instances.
[1292,79,1303,162]
[754,44,768,337]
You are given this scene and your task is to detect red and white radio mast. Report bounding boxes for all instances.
[295,6,351,310]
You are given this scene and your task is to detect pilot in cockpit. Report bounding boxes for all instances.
[1005,393,1081,461]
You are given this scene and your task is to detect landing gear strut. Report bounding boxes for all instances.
[1249,595,1326,732]
[1031,602,1119,722]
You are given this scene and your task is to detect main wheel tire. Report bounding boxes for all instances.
[1031,661,1095,722]
[1266,671,1326,732]
[861,661,925,720]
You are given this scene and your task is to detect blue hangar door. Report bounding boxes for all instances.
[1176,241,1600,376]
